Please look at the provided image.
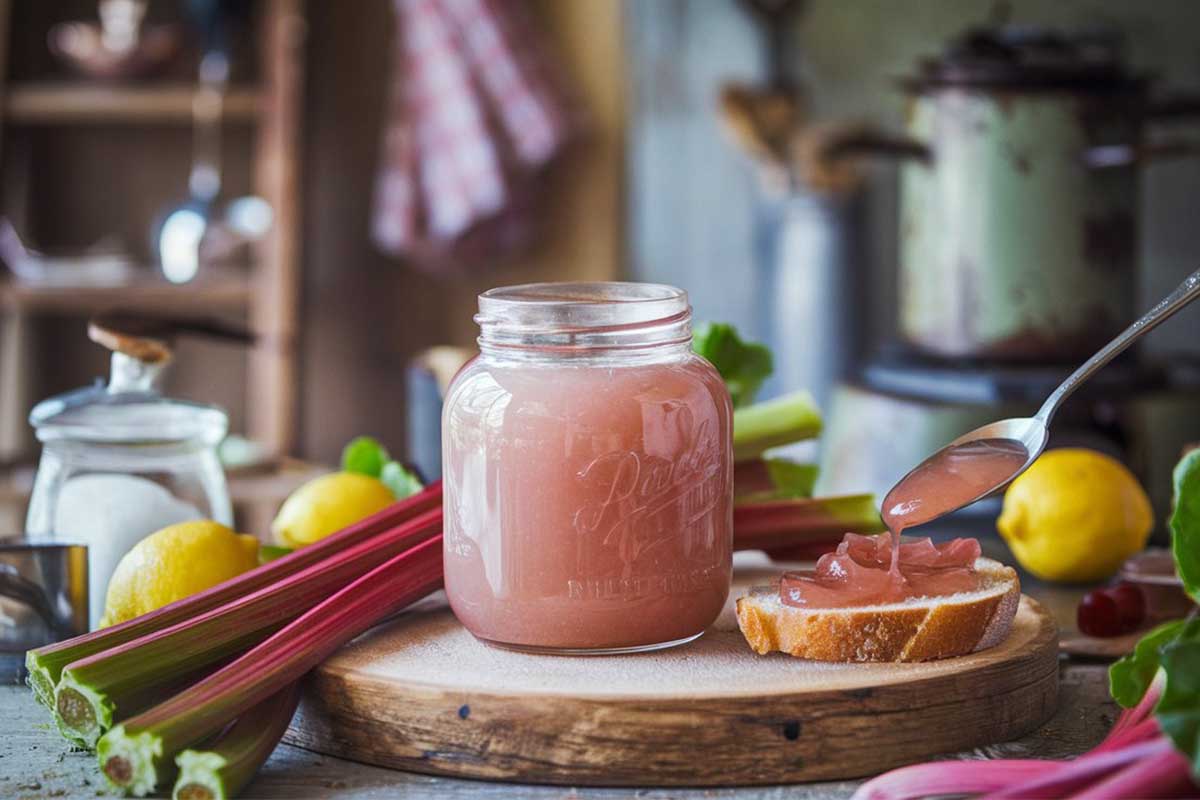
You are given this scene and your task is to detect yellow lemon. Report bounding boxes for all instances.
[100,520,259,628]
[997,448,1153,583]
[271,472,395,548]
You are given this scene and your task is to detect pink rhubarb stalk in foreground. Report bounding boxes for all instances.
[853,678,1197,800]
[97,535,444,797]
[53,506,441,747]
[26,482,442,706]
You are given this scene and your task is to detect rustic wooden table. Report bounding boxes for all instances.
[0,663,1115,799]
[0,541,1122,799]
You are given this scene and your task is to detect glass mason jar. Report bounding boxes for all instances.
[442,282,733,654]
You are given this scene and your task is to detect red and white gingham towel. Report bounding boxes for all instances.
[372,0,577,270]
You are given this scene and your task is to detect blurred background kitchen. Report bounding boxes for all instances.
[1,0,1199,543]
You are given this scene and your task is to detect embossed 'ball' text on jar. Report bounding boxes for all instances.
[442,282,734,654]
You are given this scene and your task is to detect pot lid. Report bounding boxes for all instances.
[859,345,1165,407]
[908,24,1143,91]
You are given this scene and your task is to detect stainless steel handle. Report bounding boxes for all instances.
[1036,267,1200,424]
[0,565,73,636]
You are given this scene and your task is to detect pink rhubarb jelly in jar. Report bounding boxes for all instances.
[442,282,733,654]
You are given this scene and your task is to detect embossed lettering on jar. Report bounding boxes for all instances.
[442,282,733,653]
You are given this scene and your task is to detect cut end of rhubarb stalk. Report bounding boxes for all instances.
[98,724,163,797]
[25,652,55,708]
[174,751,227,800]
[55,673,114,748]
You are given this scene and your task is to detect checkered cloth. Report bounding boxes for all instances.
[372,0,577,270]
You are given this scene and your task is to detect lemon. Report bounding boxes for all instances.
[100,520,259,628]
[271,472,396,548]
[997,448,1153,583]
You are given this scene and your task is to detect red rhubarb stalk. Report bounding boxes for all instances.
[733,494,884,556]
[849,760,1052,800]
[979,738,1171,799]
[172,683,302,800]
[1066,743,1195,800]
[25,481,441,705]
[97,535,444,797]
[1097,677,1161,747]
[53,506,441,747]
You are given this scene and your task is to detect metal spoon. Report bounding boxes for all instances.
[882,266,1200,529]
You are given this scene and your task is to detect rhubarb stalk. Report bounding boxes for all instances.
[25,482,441,707]
[97,535,444,797]
[849,760,1051,800]
[172,684,301,800]
[732,391,822,462]
[979,738,1169,799]
[733,457,818,500]
[1065,744,1195,800]
[53,506,440,748]
[733,494,884,555]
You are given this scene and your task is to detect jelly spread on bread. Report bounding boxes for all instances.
[779,438,1026,609]
[780,532,981,608]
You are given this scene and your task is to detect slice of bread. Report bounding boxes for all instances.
[735,558,1020,662]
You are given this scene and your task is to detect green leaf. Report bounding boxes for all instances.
[1110,619,1190,707]
[341,436,389,477]
[692,322,773,409]
[380,461,422,500]
[1155,638,1200,778]
[257,545,293,565]
[1170,448,1200,602]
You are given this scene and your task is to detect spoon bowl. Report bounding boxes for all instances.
[944,417,1048,475]
[882,266,1200,530]
[881,418,1047,528]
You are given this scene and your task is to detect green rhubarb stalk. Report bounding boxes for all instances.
[53,506,441,749]
[98,535,444,797]
[732,493,884,554]
[733,457,818,500]
[732,391,822,462]
[25,481,441,708]
[172,683,301,800]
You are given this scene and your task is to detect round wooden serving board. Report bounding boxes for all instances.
[286,562,1059,787]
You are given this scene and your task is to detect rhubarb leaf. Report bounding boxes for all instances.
[341,436,390,477]
[692,322,773,408]
[1155,637,1200,777]
[1110,619,1192,707]
[381,461,422,500]
[1170,448,1200,602]
[257,545,293,565]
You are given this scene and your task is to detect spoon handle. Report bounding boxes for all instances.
[1036,267,1200,424]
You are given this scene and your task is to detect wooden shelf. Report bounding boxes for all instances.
[0,268,251,316]
[4,83,261,124]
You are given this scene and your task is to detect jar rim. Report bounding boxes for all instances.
[476,282,691,351]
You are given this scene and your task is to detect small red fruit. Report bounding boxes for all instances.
[1077,589,1123,637]
[1108,583,1146,631]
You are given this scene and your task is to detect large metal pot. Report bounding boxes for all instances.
[835,26,1200,362]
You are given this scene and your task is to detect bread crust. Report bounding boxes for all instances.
[735,559,1021,662]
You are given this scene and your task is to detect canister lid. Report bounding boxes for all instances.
[29,312,234,446]
[907,25,1144,91]
[29,365,228,446]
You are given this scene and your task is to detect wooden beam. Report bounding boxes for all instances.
[5,84,261,124]
[249,0,304,457]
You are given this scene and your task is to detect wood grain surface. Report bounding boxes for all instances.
[286,567,1060,787]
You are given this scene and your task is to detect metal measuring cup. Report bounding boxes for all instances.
[0,539,88,684]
